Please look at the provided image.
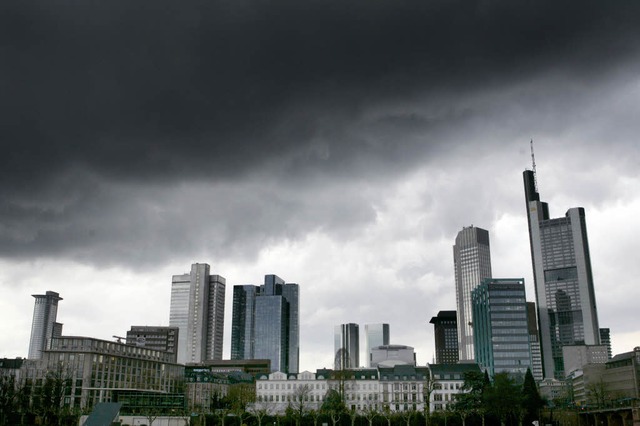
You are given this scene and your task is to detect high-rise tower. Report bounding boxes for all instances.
[334,323,359,369]
[429,311,459,365]
[454,226,492,361]
[230,275,299,374]
[472,278,532,377]
[524,169,601,379]
[28,291,63,359]
[364,323,390,367]
[169,263,226,364]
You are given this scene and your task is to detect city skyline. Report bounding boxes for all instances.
[2,1,640,372]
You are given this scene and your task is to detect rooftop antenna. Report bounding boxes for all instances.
[530,139,538,193]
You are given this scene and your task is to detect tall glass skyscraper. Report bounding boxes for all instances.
[453,226,492,361]
[334,323,359,369]
[28,291,63,359]
[230,275,299,374]
[169,263,226,364]
[364,323,390,367]
[472,278,532,377]
[524,170,601,379]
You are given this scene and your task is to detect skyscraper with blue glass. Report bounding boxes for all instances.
[472,278,532,377]
[231,275,299,373]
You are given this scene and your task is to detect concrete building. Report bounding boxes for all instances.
[526,302,543,381]
[335,323,360,369]
[601,347,640,402]
[524,169,601,379]
[126,326,179,362]
[454,226,492,361]
[231,275,300,374]
[28,291,63,360]
[370,345,416,367]
[599,328,612,360]
[429,311,459,365]
[472,278,532,377]
[562,345,608,377]
[364,324,390,367]
[21,336,184,411]
[170,263,226,364]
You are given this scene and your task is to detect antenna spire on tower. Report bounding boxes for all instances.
[530,139,538,193]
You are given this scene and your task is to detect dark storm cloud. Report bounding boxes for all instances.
[3,0,640,185]
[2,0,640,265]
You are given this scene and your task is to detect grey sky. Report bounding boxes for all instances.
[1,0,639,370]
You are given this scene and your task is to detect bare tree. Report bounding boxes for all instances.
[249,400,276,426]
[586,380,609,409]
[347,407,359,426]
[422,371,435,426]
[360,405,379,426]
[290,384,312,426]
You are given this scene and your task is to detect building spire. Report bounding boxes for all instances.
[530,139,538,193]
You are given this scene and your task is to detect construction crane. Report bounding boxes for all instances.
[112,335,127,344]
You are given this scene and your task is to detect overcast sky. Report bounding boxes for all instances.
[2,0,640,371]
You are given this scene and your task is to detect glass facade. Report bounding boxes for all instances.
[472,278,531,377]
[453,226,492,361]
[334,323,359,369]
[230,275,299,373]
[365,324,390,367]
[524,170,601,379]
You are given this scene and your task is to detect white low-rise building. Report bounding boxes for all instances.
[255,364,482,415]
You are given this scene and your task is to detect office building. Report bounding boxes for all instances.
[28,291,63,360]
[364,323,390,367]
[599,328,612,360]
[562,344,608,377]
[526,302,543,381]
[169,263,226,364]
[454,226,492,361]
[335,323,359,369]
[41,336,183,410]
[429,311,459,365]
[472,278,532,377]
[230,275,299,374]
[126,326,179,362]
[370,345,416,367]
[524,169,601,379]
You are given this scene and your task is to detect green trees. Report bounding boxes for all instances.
[452,371,486,426]
[451,368,544,426]
[320,389,346,426]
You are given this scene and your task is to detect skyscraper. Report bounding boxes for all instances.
[169,263,226,364]
[524,169,601,379]
[364,323,390,367]
[28,291,63,359]
[526,302,543,381]
[429,311,459,365]
[230,275,299,374]
[335,323,359,369]
[472,278,532,377]
[454,226,492,361]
